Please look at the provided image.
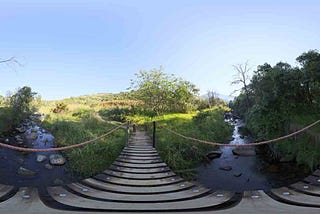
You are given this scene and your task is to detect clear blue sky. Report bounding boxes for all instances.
[0,0,319,100]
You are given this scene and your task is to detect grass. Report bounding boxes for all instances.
[41,111,125,177]
[132,107,233,180]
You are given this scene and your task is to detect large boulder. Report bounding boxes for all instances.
[49,154,66,166]
[232,147,256,156]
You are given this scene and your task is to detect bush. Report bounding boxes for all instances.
[52,102,68,113]
[0,86,37,134]
[98,107,132,122]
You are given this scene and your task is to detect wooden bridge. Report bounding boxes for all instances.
[1,131,320,213]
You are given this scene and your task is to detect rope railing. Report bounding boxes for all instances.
[0,124,124,152]
[159,119,320,147]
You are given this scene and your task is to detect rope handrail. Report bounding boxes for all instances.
[0,124,124,152]
[160,119,320,147]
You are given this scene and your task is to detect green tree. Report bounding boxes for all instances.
[129,68,199,115]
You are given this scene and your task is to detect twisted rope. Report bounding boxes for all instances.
[160,119,320,147]
[0,125,123,152]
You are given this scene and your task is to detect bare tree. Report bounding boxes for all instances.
[0,57,21,71]
[207,90,217,108]
[231,61,252,107]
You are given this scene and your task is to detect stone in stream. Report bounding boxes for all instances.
[44,163,53,169]
[219,166,232,171]
[4,138,9,143]
[36,154,47,162]
[232,147,256,156]
[15,135,24,144]
[25,133,38,140]
[233,172,242,177]
[49,154,66,166]
[53,178,64,185]
[16,127,26,133]
[17,166,36,176]
[206,151,222,159]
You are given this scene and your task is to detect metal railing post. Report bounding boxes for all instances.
[126,121,130,146]
[152,121,156,148]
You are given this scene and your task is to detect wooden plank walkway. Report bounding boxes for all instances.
[0,130,320,213]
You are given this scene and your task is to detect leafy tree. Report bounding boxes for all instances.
[129,68,199,115]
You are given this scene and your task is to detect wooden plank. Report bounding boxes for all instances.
[83,178,195,193]
[120,152,159,157]
[94,174,183,186]
[0,185,14,198]
[67,183,211,202]
[291,182,320,195]
[118,154,161,160]
[122,149,157,154]
[115,158,162,164]
[271,187,320,206]
[312,169,320,177]
[103,169,175,179]
[112,160,167,168]
[109,165,170,173]
[47,187,233,211]
[304,175,320,185]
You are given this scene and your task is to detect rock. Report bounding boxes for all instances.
[4,138,9,143]
[232,147,256,156]
[15,135,24,142]
[25,133,38,140]
[233,172,242,177]
[279,155,295,163]
[240,135,245,139]
[49,154,66,166]
[16,127,26,133]
[44,163,53,169]
[53,178,64,185]
[219,165,232,171]
[207,151,222,159]
[36,155,47,162]
[17,167,36,176]
[15,158,25,164]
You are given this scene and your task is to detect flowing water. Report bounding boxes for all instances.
[196,119,309,192]
[0,124,80,187]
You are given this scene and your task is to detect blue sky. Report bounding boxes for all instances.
[0,0,319,100]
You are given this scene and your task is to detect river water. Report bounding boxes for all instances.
[196,119,309,192]
[0,125,80,187]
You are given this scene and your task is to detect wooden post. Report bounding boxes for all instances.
[133,124,136,132]
[126,121,130,146]
[152,121,156,148]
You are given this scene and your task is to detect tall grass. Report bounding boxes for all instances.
[42,111,125,176]
[150,107,232,180]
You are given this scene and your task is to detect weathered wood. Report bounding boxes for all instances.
[112,160,167,168]
[94,173,183,186]
[291,182,320,195]
[47,186,233,211]
[271,187,320,206]
[82,178,195,193]
[67,183,211,202]
[109,164,170,173]
[103,169,175,179]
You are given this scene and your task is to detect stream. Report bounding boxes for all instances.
[0,117,80,187]
[196,119,310,192]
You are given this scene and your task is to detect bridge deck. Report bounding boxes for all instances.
[0,131,320,213]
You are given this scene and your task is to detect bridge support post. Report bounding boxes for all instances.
[126,121,130,146]
[133,124,136,132]
[152,121,156,148]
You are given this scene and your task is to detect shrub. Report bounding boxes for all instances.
[52,102,68,113]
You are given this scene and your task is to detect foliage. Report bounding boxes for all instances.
[0,86,37,133]
[98,107,132,122]
[128,67,199,115]
[52,102,68,113]
[232,50,320,170]
[42,112,125,176]
[153,108,232,180]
